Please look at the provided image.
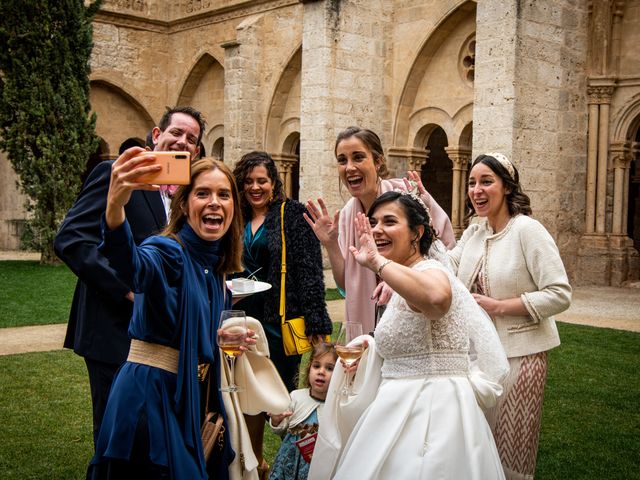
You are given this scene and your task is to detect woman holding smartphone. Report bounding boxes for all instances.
[90,151,246,480]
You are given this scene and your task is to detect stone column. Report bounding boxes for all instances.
[445,147,472,236]
[271,153,298,198]
[585,82,614,234]
[610,144,627,235]
[222,15,264,166]
[595,85,614,233]
[299,0,390,206]
[477,0,587,247]
[609,142,633,236]
[472,1,518,158]
[586,98,599,233]
[299,1,339,206]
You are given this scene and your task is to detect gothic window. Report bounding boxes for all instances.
[459,34,475,85]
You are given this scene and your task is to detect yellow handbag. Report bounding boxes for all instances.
[279,202,329,356]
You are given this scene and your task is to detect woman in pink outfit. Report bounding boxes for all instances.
[305,126,455,335]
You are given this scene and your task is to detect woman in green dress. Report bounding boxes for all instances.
[233,151,332,478]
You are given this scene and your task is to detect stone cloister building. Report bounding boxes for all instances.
[0,0,639,286]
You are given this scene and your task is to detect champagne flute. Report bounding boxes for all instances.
[217,310,247,393]
[335,323,364,396]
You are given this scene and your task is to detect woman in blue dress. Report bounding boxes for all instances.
[90,152,245,480]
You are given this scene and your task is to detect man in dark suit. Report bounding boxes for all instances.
[54,106,205,447]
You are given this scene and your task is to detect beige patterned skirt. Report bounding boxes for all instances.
[485,352,548,480]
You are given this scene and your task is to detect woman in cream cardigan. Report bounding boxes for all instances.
[445,153,571,480]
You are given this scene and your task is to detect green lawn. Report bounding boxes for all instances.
[0,261,76,328]
[0,261,342,328]
[0,350,93,479]
[537,323,640,479]
[0,323,638,479]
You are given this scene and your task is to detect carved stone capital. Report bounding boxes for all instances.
[587,85,614,104]
[444,147,471,170]
[387,147,429,173]
[271,153,298,172]
[610,142,633,168]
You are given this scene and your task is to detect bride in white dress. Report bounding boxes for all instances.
[309,190,509,480]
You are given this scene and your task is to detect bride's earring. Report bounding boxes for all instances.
[411,235,420,254]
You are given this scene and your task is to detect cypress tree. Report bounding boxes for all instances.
[0,0,102,263]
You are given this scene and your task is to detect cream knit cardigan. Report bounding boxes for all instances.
[448,215,571,358]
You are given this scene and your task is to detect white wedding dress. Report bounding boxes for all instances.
[309,258,508,480]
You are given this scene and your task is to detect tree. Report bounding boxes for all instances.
[0,0,102,263]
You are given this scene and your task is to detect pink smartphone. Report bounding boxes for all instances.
[135,151,191,185]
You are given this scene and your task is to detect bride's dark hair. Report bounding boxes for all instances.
[368,191,434,255]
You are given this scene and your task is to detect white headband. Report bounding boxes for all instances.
[485,152,515,180]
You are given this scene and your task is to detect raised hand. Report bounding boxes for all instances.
[108,147,161,209]
[348,212,382,271]
[471,293,501,316]
[403,170,427,196]
[105,147,162,230]
[304,198,340,246]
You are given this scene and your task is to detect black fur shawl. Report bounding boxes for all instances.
[261,200,332,335]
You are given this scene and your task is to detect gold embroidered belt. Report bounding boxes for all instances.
[127,339,179,374]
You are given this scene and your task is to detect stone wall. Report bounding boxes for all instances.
[0,152,28,250]
[475,0,589,280]
[0,0,638,285]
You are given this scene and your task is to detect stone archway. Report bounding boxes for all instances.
[206,124,225,162]
[212,138,224,162]
[421,126,452,218]
[89,80,154,158]
[392,1,476,147]
[176,53,225,150]
[273,130,300,200]
[265,48,301,154]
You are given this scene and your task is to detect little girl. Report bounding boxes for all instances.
[268,342,337,480]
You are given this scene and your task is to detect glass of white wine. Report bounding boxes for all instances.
[217,310,247,393]
[335,322,364,397]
